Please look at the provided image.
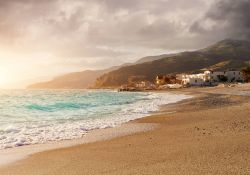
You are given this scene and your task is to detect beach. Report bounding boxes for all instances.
[0,85,250,175]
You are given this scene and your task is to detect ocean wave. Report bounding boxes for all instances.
[0,90,191,149]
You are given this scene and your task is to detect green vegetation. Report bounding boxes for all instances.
[217,75,228,82]
[241,66,250,82]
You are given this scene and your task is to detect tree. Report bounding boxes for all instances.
[217,75,228,82]
[241,66,250,82]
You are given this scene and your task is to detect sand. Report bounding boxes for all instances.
[0,123,157,167]
[0,85,250,175]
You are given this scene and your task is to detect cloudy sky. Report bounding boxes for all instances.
[0,0,249,88]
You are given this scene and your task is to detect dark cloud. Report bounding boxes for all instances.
[190,0,250,40]
[0,0,209,51]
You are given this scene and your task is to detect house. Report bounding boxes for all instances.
[177,73,206,86]
[223,70,244,82]
[156,75,179,85]
[177,70,245,86]
[135,81,155,89]
[156,75,167,85]
[204,70,244,83]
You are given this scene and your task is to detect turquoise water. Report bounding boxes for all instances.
[0,90,190,149]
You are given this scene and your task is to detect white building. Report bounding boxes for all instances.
[204,70,244,83]
[135,81,156,89]
[178,73,207,86]
[177,70,244,86]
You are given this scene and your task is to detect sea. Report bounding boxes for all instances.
[0,90,191,149]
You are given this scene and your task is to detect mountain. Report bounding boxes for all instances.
[95,39,250,88]
[27,56,163,89]
[135,54,173,64]
[27,69,107,89]
[28,39,250,89]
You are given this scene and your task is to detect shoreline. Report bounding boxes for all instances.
[0,123,158,167]
[0,91,192,167]
[1,85,250,174]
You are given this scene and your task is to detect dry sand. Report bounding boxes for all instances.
[0,85,250,175]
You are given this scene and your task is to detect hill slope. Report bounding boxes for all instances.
[95,39,250,88]
[27,69,107,89]
[27,56,165,89]
[135,54,173,64]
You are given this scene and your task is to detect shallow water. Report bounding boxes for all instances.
[0,89,190,149]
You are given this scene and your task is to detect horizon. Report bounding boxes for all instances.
[0,0,250,88]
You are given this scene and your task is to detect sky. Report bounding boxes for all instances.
[0,0,249,88]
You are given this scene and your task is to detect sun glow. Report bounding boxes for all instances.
[0,74,7,88]
[0,68,8,87]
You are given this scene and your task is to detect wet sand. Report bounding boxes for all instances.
[0,85,250,175]
[0,123,157,167]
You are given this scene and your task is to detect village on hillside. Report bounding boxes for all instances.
[119,69,248,91]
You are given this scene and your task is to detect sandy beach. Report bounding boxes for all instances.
[0,85,250,175]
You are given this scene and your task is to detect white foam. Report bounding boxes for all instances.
[0,123,157,167]
[0,92,192,150]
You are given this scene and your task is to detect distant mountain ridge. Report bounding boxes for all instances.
[27,55,166,89]
[28,39,250,89]
[135,54,174,64]
[94,39,250,88]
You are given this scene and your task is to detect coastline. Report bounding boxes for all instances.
[0,123,158,167]
[1,85,250,174]
[0,91,191,167]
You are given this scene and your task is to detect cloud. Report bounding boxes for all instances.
[0,0,248,87]
[0,0,210,52]
[190,0,250,40]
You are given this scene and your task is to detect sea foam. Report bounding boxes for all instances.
[0,90,191,149]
